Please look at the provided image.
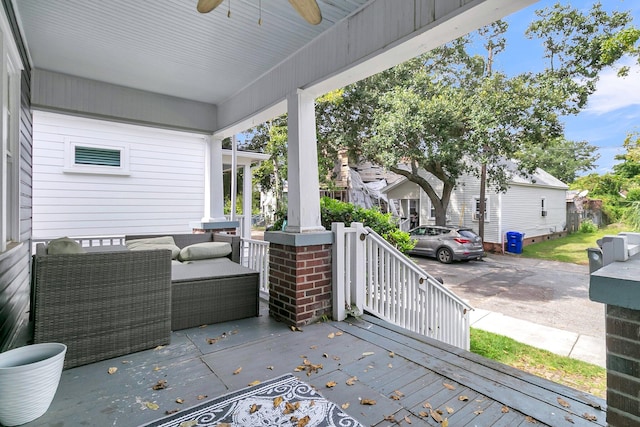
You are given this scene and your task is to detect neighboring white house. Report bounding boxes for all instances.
[32,111,267,239]
[382,165,569,251]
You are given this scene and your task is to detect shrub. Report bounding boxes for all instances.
[579,219,598,233]
[271,197,415,253]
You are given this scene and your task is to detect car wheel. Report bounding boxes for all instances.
[436,247,453,264]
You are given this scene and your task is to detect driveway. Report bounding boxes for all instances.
[410,253,605,341]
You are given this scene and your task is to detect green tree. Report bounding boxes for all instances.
[515,137,599,184]
[613,132,640,179]
[320,2,639,234]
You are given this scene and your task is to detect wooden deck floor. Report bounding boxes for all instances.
[26,302,606,426]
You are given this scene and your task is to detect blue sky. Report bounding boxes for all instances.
[497,0,640,176]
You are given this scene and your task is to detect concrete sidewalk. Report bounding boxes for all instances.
[470,308,606,368]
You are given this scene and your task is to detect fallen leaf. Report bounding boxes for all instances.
[361,352,374,357]
[152,380,167,390]
[250,403,261,414]
[310,345,317,349]
[501,406,509,413]
[390,395,401,401]
[178,421,197,427]
[284,401,300,414]
[388,363,393,368]
[341,402,350,410]
[322,353,329,358]
[346,376,358,386]
[176,398,184,404]
[335,331,343,336]
[423,401,432,409]
[430,410,443,423]
[446,406,454,414]
[153,366,161,371]
[309,400,315,407]
[332,356,341,361]
[326,381,337,388]
[327,332,335,339]
[165,409,179,415]
[145,402,159,410]
[216,424,231,427]
[557,397,570,408]
[582,413,597,421]
[525,416,537,423]
[404,415,412,424]
[274,396,283,408]
[418,411,428,417]
[154,345,165,351]
[443,383,456,390]
[233,367,242,375]
[564,415,575,424]
[389,351,395,357]
[587,401,603,410]
[197,395,207,400]
[297,415,311,427]
[248,380,260,386]
[360,398,376,405]
[458,396,469,401]
[206,338,218,345]
[107,367,118,375]
[290,326,303,332]
[267,365,274,370]
[384,415,396,422]
[393,390,405,398]
[474,410,484,415]
[442,419,449,427]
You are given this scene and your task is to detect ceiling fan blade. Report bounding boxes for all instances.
[197,0,224,14]
[289,0,322,25]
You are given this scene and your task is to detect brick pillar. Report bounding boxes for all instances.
[264,231,333,327]
[589,233,640,427]
[605,305,640,427]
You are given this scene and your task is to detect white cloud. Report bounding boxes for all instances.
[585,57,640,115]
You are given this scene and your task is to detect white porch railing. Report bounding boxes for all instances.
[240,238,270,295]
[32,235,125,250]
[332,222,473,350]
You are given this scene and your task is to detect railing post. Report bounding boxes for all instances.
[331,222,346,321]
[351,222,365,316]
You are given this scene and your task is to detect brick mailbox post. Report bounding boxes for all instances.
[589,233,640,427]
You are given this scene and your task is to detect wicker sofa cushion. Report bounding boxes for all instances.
[126,236,181,259]
[178,242,232,261]
[47,237,85,254]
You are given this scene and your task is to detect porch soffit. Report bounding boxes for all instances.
[14,0,537,135]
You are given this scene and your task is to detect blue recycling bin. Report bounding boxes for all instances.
[506,231,524,254]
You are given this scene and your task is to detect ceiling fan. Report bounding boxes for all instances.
[197,0,322,25]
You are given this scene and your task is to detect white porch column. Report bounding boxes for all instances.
[285,89,324,233]
[202,136,226,221]
[242,164,252,240]
[230,135,238,221]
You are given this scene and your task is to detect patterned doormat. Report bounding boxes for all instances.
[140,373,364,427]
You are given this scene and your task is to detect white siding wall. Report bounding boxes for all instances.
[32,111,206,238]
[500,184,567,242]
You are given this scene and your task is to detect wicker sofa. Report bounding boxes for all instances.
[32,245,172,369]
[32,233,259,369]
[125,233,260,331]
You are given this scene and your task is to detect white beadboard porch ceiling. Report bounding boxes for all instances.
[13,0,369,105]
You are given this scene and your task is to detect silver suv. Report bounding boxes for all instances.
[408,225,484,263]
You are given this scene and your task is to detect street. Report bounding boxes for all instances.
[411,253,605,341]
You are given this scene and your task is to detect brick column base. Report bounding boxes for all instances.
[605,305,640,427]
[264,232,333,327]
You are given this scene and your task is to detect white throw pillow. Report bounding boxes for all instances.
[178,242,232,261]
[126,236,181,259]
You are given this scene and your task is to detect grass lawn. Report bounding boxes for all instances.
[470,328,606,398]
[521,223,628,265]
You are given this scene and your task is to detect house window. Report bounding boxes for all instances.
[541,198,547,217]
[473,197,490,221]
[64,139,130,175]
[0,31,21,251]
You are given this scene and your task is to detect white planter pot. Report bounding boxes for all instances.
[0,343,66,426]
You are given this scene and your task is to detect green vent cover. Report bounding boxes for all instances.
[75,146,121,167]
